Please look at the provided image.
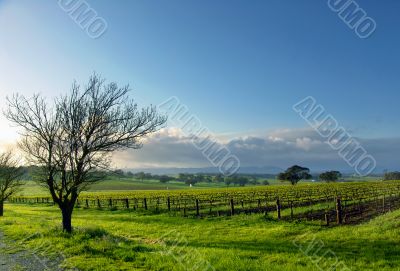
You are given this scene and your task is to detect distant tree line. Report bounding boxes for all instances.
[277,165,345,185]
[319,171,342,182]
[383,171,400,181]
[111,171,270,187]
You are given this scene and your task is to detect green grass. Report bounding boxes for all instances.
[0,203,399,271]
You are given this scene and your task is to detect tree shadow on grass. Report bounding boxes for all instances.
[184,238,400,267]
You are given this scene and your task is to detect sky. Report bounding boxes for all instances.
[0,0,399,173]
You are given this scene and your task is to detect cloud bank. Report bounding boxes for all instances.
[114,127,400,173]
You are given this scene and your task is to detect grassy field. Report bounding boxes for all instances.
[8,177,394,270]
[0,203,399,271]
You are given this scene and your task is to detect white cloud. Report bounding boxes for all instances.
[0,126,397,173]
[113,127,400,172]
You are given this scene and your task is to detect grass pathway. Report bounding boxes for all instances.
[0,231,63,271]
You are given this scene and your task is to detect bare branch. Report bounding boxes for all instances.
[5,73,167,232]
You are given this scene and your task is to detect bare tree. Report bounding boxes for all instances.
[5,74,166,232]
[0,151,24,216]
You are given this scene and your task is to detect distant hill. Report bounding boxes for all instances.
[124,166,284,175]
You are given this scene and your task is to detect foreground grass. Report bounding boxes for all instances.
[0,204,399,271]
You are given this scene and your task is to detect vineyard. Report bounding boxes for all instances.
[10,181,400,225]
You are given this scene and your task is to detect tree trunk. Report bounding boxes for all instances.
[0,201,4,217]
[61,206,73,233]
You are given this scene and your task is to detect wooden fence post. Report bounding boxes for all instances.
[167,197,171,211]
[325,212,330,226]
[85,199,89,208]
[382,195,386,212]
[144,198,148,210]
[336,198,343,224]
[230,199,235,216]
[276,198,281,220]
[156,198,160,212]
[290,201,294,220]
[97,199,101,208]
[125,198,129,209]
[196,199,200,217]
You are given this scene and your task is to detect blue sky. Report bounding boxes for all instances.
[1,0,399,171]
